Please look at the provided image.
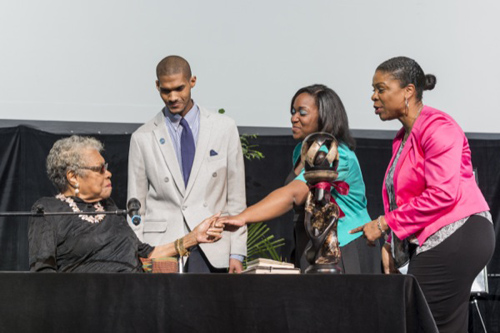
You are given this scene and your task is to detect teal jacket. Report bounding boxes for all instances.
[293,142,371,246]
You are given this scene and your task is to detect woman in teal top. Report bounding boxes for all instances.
[221,84,380,273]
[293,142,372,245]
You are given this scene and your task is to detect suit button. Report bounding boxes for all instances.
[164,177,169,182]
[212,172,217,177]
[203,202,208,207]
[182,206,187,210]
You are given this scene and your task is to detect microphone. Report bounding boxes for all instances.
[33,204,45,216]
[127,198,142,226]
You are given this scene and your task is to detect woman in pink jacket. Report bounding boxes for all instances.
[351,56,495,332]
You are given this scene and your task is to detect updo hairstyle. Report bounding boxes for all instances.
[376,56,436,101]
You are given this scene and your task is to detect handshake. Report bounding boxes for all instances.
[192,213,246,244]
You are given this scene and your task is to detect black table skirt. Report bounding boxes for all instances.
[0,273,437,333]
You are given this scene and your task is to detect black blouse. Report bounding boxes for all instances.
[28,196,154,273]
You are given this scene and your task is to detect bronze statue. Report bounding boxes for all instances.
[301,132,349,274]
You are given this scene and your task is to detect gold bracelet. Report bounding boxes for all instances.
[176,237,190,257]
[377,216,386,235]
[174,238,181,255]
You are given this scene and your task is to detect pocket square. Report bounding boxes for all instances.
[210,149,218,156]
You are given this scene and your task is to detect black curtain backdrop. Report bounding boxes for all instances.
[0,122,499,331]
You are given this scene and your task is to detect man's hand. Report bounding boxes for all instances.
[228,258,243,273]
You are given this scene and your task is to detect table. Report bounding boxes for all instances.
[0,273,437,333]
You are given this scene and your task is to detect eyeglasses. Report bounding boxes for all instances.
[80,162,108,174]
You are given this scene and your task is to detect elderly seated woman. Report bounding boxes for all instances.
[28,135,223,273]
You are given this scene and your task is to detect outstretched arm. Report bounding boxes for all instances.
[149,213,223,258]
[219,179,309,228]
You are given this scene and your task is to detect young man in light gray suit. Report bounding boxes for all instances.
[127,55,247,273]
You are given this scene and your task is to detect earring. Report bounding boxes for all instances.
[404,98,409,116]
[75,183,80,195]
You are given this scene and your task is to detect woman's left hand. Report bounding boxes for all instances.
[350,216,388,245]
[193,213,224,244]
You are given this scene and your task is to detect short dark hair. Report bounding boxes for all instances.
[291,84,356,150]
[156,55,192,80]
[376,56,436,101]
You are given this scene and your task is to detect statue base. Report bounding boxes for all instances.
[305,263,343,274]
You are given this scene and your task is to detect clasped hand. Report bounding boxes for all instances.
[194,212,225,243]
[194,213,247,243]
[217,215,246,232]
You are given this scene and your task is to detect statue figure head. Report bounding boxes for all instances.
[300,132,339,185]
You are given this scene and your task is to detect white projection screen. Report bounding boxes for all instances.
[1,0,499,133]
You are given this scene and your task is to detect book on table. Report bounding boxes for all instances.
[242,266,301,274]
[246,258,295,269]
[243,258,299,274]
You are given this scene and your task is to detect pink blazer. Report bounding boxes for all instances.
[382,106,489,245]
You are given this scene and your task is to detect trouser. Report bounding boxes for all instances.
[185,246,227,273]
[408,215,495,333]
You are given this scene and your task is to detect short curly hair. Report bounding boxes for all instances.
[46,135,104,192]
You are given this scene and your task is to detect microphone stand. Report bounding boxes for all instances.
[1,199,141,225]
[0,207,128,217]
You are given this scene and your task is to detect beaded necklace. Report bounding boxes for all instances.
[56,193,105,224]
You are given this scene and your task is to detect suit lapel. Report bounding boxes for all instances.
[393,130,410,192]
[185,107,213,198]
[152,112,185,197]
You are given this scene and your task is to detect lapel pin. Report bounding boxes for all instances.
[160,138,165,144]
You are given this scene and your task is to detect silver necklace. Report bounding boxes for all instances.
[56,193,105,224]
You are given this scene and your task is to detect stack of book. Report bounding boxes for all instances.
[242,258,301,274]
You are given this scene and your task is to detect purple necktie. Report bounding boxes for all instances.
[180,118,195,187]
